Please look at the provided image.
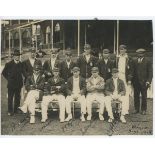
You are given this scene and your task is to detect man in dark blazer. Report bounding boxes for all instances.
[43,48,60,81]
[132,49,152,115]
[76,44,98,79]
[98,49,115,81]
[105,68,128,123]
[65,67,87,122]
[59,50,76,83]
[22,49,42,82]
[19,63,45,123]
[2,49,25,115]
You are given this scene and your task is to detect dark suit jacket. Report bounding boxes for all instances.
[2,60,24,89]
[116,56,134,82]
[46,76,66,95]
[76,54,98,78]
[132,57,152,85]
[22,58,42,80]
[43,59,60,78]
[104,78,126,96]
[67,76,86,96]
[25,73,45,92]
[98,58,115,81]
[59,60,76,82]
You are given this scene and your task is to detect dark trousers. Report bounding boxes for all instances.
[133,81,148,112]
[8,87,21,113]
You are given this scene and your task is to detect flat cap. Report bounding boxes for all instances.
[102,49,110,54]
[72,67,80,72]
[112,68,119,73]
[91,67,99,73]
[53,67,59,72]
[136,48,146,54]
[119,45,127,50]
[84,44,91,50]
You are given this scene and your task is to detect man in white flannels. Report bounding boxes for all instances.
[19,63,45,124]
[65,67,87,122]
[116,45,134,114]
[86,67,114,122]
[105,68,128,123]
[41,67,66,123]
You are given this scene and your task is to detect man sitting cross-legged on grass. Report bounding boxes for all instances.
[86,67,114,121]
[65,67,87,122]
[104,68,128,123]
[41,67,66,123]
[19,63,45,124]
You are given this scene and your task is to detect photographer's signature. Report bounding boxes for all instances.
[129,124,152,134]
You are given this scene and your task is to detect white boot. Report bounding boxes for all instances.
[120,115,126,123]
[87,115,92,121]
[65,114,72,122]
[99,114,104,121]
[81,114,85,122]
[30,115,35,124]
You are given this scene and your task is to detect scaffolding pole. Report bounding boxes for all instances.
[113,22,116,54]
[78,20,80,56]
[85,23,87,44]
[9,31,11,58]
[19,28,22,60]
[51,20,53,49]
[116,20,119,56]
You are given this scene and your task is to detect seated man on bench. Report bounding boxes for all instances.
[105,68,128,123]
[86,67,114,122]
[19,63,45,124]
[41,67,66,123]
[65,67,87,122]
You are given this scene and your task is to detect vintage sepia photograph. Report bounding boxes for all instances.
[0,19,153,135]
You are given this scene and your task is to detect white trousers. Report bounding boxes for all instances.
[65,94,86,114]
[21,90,39,115]
[86,93,114,119]
[105,95,128,115]
[41,94,65,120]
[118,72,130,114]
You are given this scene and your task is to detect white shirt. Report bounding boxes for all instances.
[138,57,144,63]
[33,73,39,84]
[113,78,118,94]
[29,58,35,67]
[104,59,108,64]
[66,60,71,68]
[118,56,126,74]
[73,77,80,94]
[51,58,56,70]
[93,77,98,86]
[85,54,90,63]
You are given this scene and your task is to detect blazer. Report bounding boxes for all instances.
[2,60,24,89]
[43,58,60,78]
[67,76,86,96]
[76,54,98,78]
[116,55,134,82]
[59,60,76,82]
[132,57,152,84]
[25,73,45,92]
[104,78,126,96]
[22,58,42,79]
[87,75,105,93]
[98,58,116,81]
[46,76,66,95]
